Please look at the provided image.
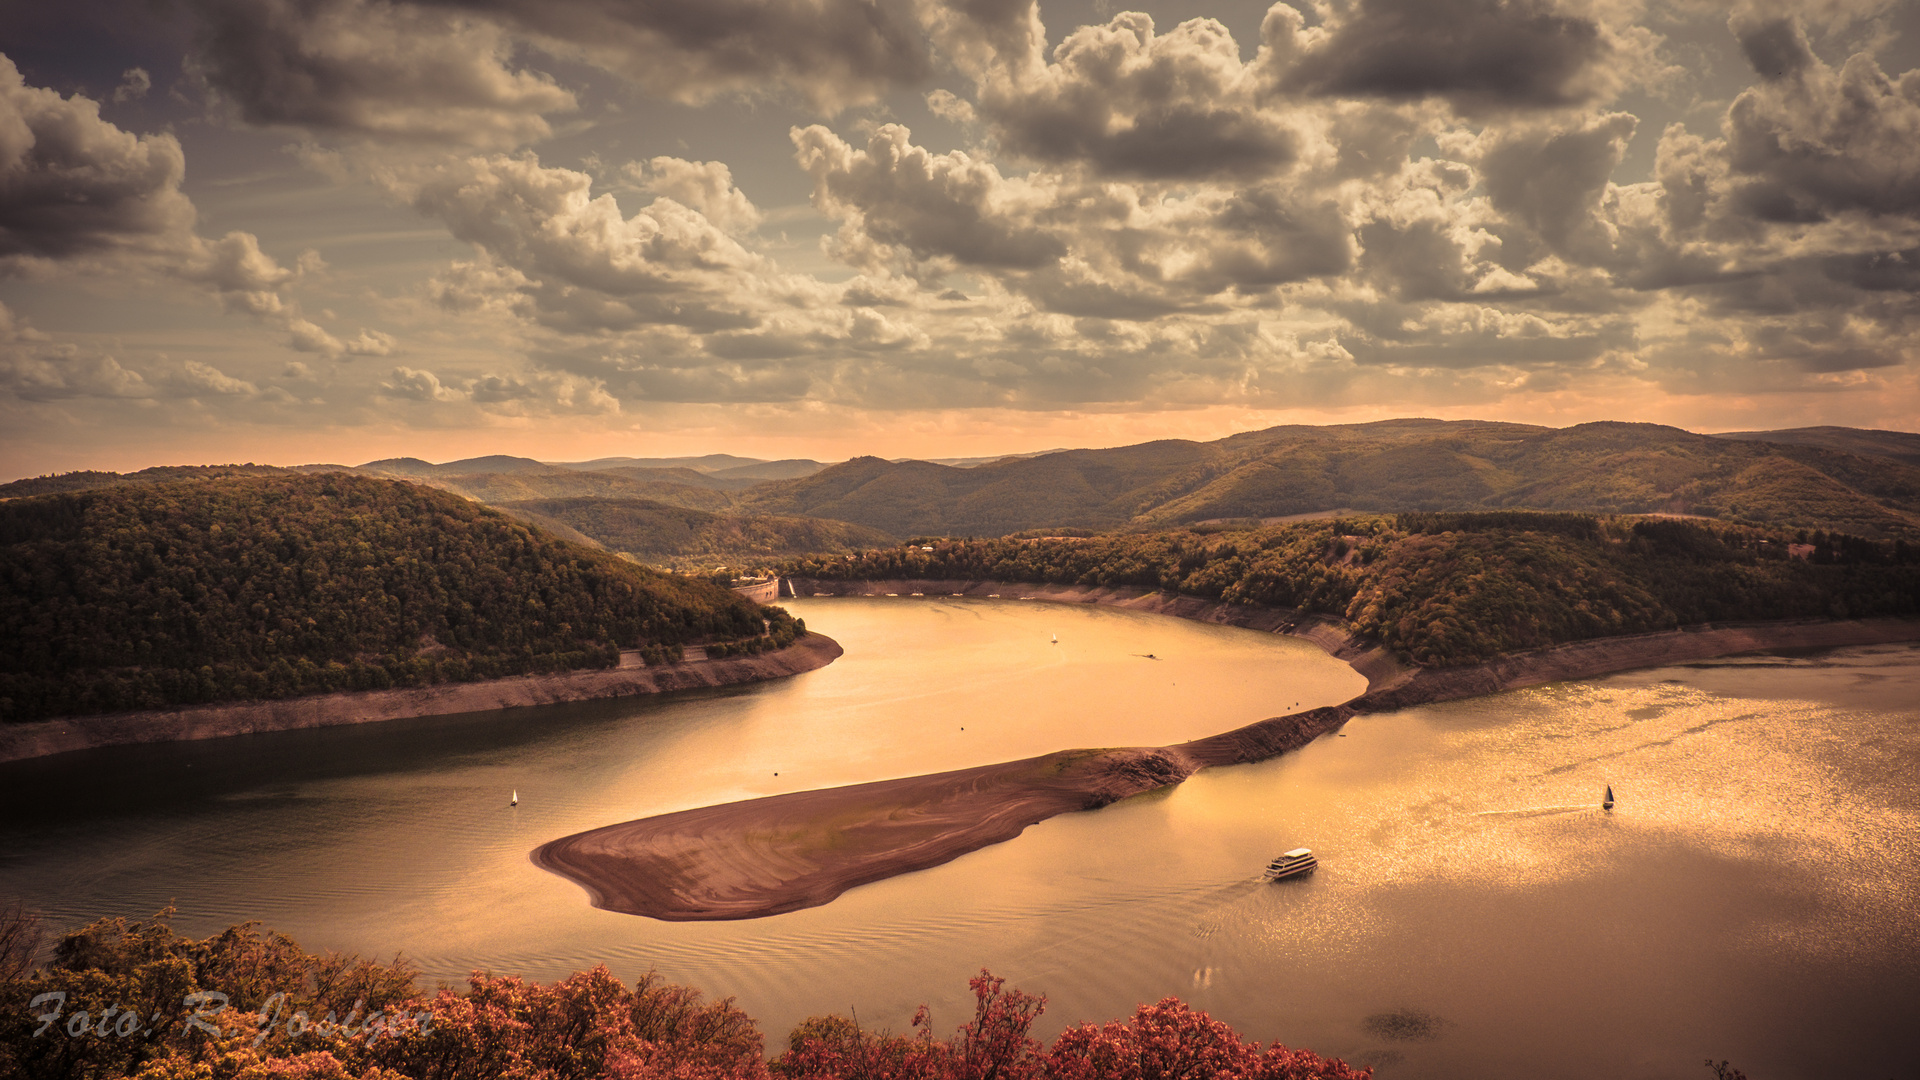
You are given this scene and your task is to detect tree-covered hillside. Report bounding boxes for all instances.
[0,475,795,722]
[742,421,1920,539]
[783,513,1920,667]
[0,464,305,499]
[499,497,895,566]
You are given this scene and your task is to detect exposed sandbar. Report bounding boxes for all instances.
[0,633,843,764]
[536,582,1920,921]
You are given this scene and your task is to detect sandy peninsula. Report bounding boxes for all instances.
[0,632,843,764]
[533,580,1920,921]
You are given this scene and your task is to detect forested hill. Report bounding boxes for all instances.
[0,463,306,499]
[783,513,1920,668]
[0,475,795,723]
[740,421,1920,539]
[499,497,894,567]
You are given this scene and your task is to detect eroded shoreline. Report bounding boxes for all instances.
[534,580,1920,920]
[0,632,844,764]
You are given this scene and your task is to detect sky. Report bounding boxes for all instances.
[2,0,1918,477]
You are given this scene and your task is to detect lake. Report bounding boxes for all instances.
[2,596,1916,1078]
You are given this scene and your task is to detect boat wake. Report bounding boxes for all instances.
[1470,804,1595,817]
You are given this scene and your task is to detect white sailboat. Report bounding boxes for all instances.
[1051,632,1058,644]
[511,790,518,807]
[1602,785,1614,811]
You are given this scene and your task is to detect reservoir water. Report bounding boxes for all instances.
[3,597,1917,1078]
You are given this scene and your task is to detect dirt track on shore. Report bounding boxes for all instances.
[0,633,844,764]
[534,581,1920,921]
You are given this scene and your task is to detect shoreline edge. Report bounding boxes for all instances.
[0,632,844,765]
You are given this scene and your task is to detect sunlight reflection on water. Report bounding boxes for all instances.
[1,602,1915,1079]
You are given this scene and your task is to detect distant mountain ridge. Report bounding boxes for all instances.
[735,420,1920,538]
[1712,426,1920,468]
[7,421,1918,542]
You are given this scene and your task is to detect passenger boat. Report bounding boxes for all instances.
[1264,848,1316,881]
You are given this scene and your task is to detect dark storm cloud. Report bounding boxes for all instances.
[184,0,574,146]
[428,0,931,111]
[1479,113,1637,261]
[1733,17,1816,83]
[1358,218,1475,302]
[995,97,1294,181]
[1823,248,1920,293]
[1193,188,1353,289]
[1277,0,1612,112]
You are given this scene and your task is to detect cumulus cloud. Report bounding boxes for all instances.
[186,0,576,147]
[794,124,1065,272]
[626,157,763,235]
[167,359,260,396]
[346,328,396,356]
[795,120,1350,313]
[975,12,1297,180]
[0,301,282,404]
[338,2,1910,415]
[1,58,397,363]
[0,55,198,263]
[13,0,1906,428]
[395,151,780,333]
[379,365,462,401]
[0,302,154,401]
[469,371,536,402]
[1722,15,1920,222]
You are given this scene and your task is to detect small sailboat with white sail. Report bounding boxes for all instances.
[1602,785,1614,811]
[511,789,518,807]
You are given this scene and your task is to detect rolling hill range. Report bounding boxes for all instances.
[735,421,1920,539]
[1714,426,1920,468]
[7,421,1918,551]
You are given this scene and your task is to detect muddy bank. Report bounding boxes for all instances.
[0,633,843,764]
[531,706,1355,921]
[1350,618,1920,712]
[536,583,1920,921]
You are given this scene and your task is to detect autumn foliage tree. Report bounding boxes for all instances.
[772,970,1367,1080]
[0,913,1373,1080]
